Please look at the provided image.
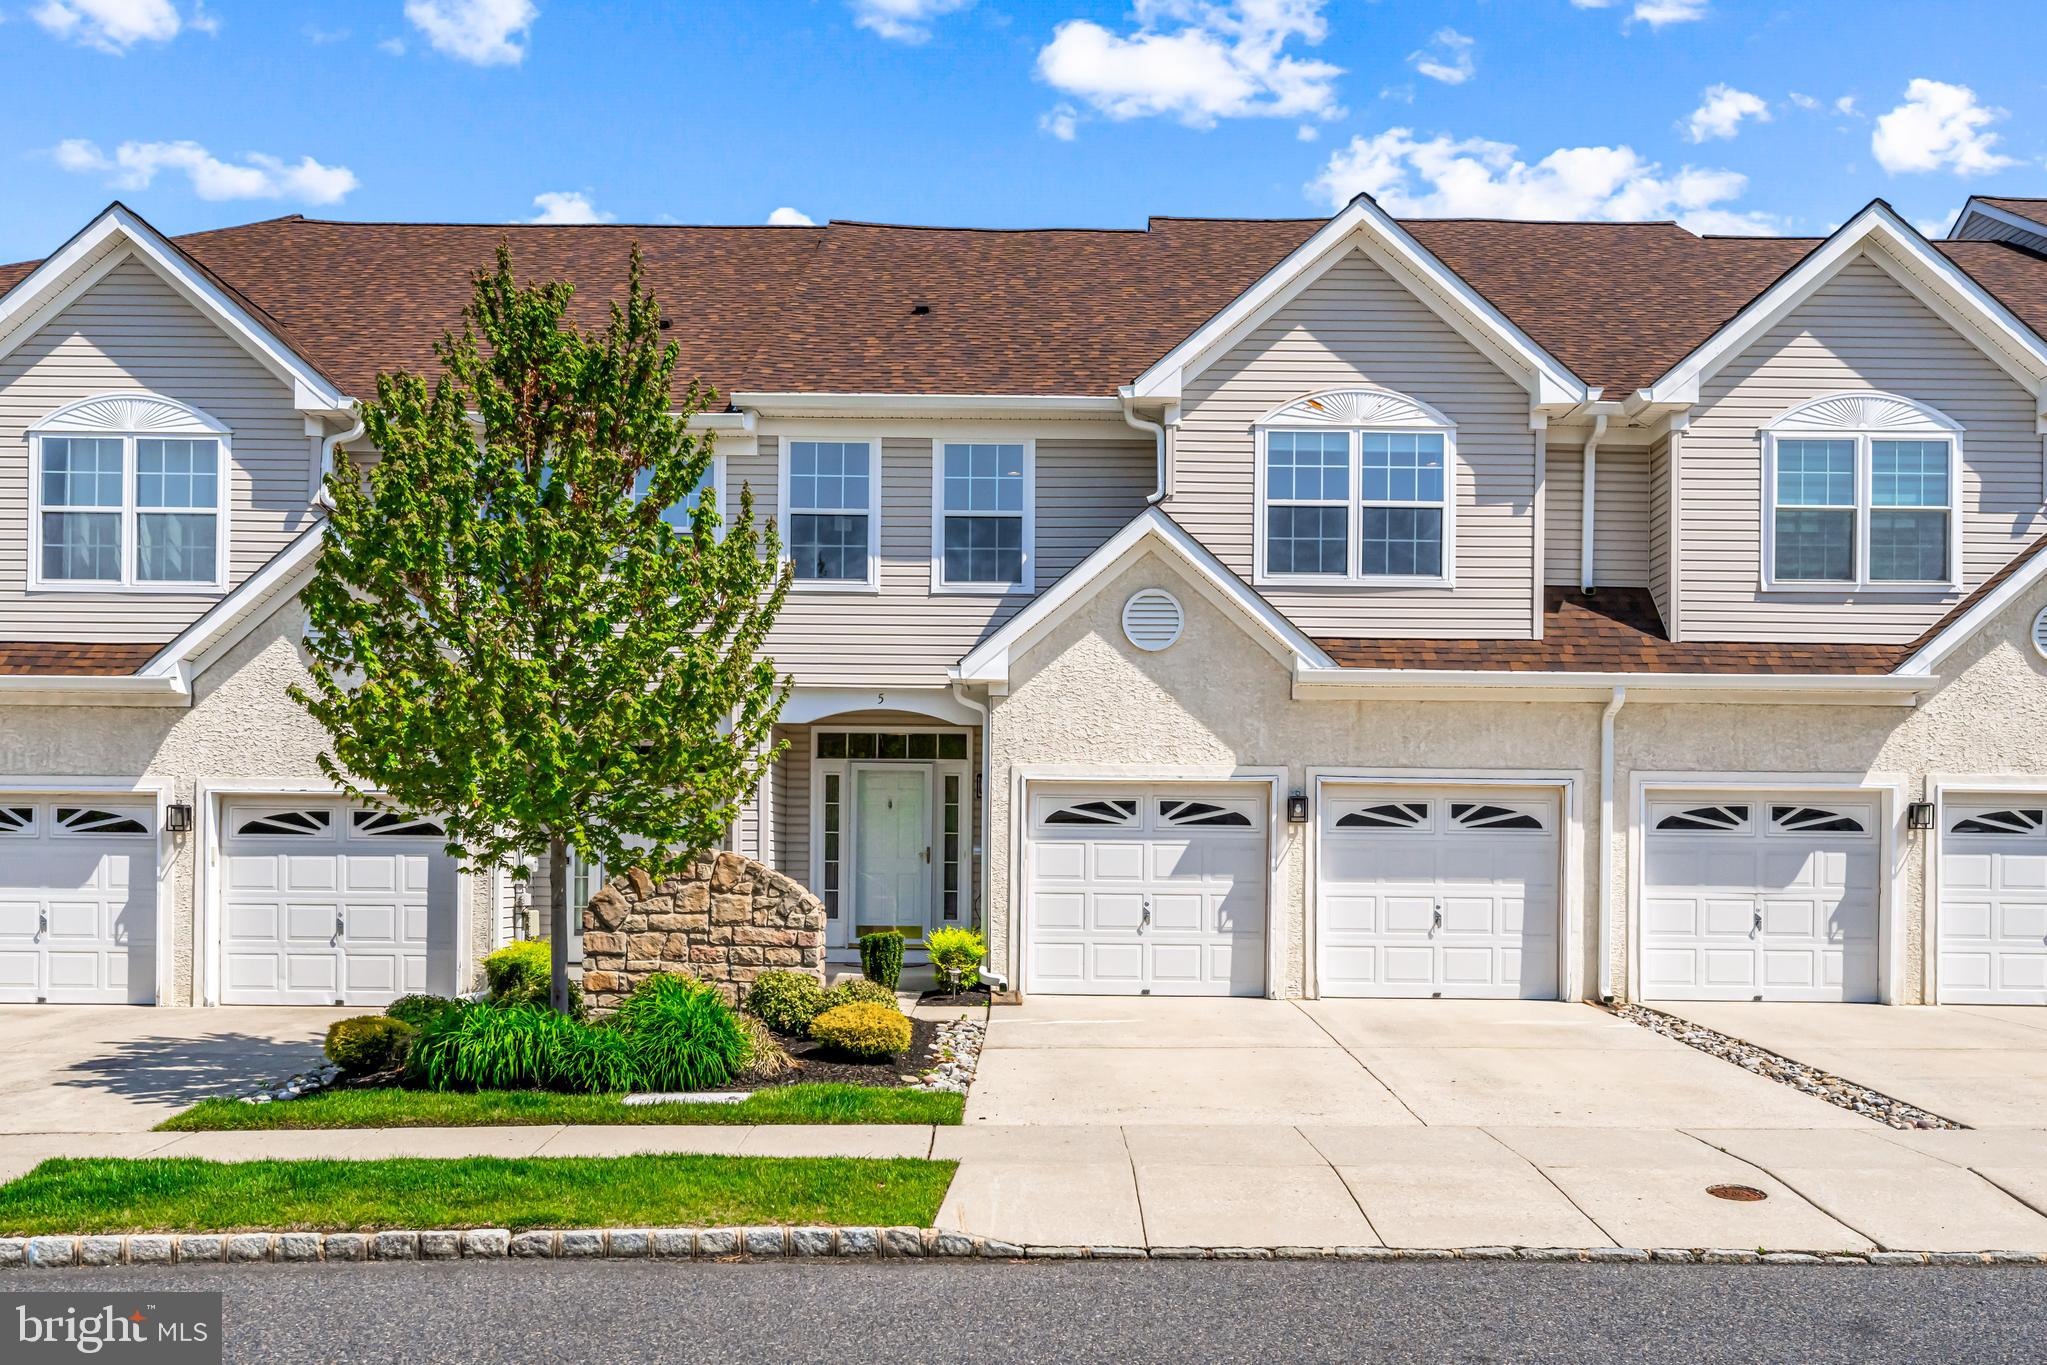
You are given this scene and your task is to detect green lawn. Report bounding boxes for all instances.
[159,1084,964,1132]
[0,1155,957,1236]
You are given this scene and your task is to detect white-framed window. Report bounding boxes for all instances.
[779,438,879,590]
[1761,392,1962,591]
[1254,387,1457,587]
[28,393,231,591]
[931,440,1033,593]
[630,456,722,531]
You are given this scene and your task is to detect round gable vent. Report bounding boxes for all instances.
[2034,606,2047,661]
[1122,589,1184,652]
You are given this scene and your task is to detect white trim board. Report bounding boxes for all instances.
[1895,538,2047,676]
[953,507,1336,686]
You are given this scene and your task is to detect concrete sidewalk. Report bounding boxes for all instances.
[19,1120,2043,1255]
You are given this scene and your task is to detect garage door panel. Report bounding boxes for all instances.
[2002,857,2047,892]
[0,801,156,1005]
[2001,954,2047,992]
[1944,852,1995,891]
[283,856,340,893]
[1941,802,2047,1004]
[1318,788,1561,1000]
[1026,784,1267,997]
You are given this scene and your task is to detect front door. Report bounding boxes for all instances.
[853,766,931,941]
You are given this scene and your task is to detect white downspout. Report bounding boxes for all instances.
[1580,413,1607,595]
[950,681,1005,991]
[315,405,365,510]
[1597,685,1627,1002]
[1121,388,1171,507]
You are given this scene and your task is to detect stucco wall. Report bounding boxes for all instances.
[0,593,496,1004]
[985,546,2047,1004]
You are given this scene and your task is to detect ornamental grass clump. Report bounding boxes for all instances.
[612,972,750,1091]
[809,1002,913,1060]
[404,1003,586,1092]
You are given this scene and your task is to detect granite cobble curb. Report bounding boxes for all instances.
[3,1232,2043,1268]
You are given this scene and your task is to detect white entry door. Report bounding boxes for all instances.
[853,766,931,939]
[1940,801,2047,1005]
[1026,784,1267,996]
[1317,787,1561,999]
[220,801,457,1006]
[0,802,158,1004]
[1641,796,1879,1002]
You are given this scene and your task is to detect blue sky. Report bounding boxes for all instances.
[2,0,2043,261]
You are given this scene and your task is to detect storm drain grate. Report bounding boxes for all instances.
[1706,1184,1768,1202]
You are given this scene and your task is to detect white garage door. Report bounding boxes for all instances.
[0,802,157,1004]
[1940,802,2047,1005]
[1317,787,1561,999]
[220,801,458,1006]
[1026,784,1267,996]
[1642,797,1879,1002]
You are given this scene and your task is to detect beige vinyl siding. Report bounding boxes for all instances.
[1682,254,2046,643]
[1172,248,1536,637]
[0,256,319,643]
[1543,443,1651,588]
[735,432,1154,685]
[1648,434,1674,632]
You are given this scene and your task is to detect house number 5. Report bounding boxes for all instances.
[877,692,886,706]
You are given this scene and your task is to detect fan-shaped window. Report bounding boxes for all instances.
[55,807,150,836]
[1451,802,1545,831]
[1654,804,1751,833]
[1043,799,1138,827]
[352,810,447,838]
[236,809,332,837]
[1335,802,1429,831]
[1763,393,1961,590]
[1158,799,1253,828]
[1772,805,1867,834]
[0,806,34,835]
[1951,807,2046,836]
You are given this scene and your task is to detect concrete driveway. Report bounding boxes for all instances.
[0,1005,351,1135]
[1658,1003,2047,1128]
[964,997,1863,1128]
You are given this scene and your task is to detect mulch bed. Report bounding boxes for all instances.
[918,986,1014,1008]
[738,1016,943,1090]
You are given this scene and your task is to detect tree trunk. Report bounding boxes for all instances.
[546,835,573,1014]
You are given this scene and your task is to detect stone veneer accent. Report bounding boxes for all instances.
[579,852,825,1011]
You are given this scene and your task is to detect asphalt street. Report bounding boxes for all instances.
[30,1259,2047,1363]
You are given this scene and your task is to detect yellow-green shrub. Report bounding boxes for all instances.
[808,1002,912,1060]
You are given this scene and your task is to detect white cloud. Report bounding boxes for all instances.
[1914,211,1956,239]
[1038,104,1079,141]
[31,0,189,52]
[1308,128,1775,235]
[378,36,407,55]
[1569,0,1709,27]
[1296,124,1318,142]
[1408,27,1473,86]
[1835,95,1858,116]
[405,0,535,66]
[1685,84,1769,142]
[849,0,970,43]
[1035,0,1344,132]
[53,138,359,204]
[1872,79,2017,176]
[766,206,817,227]
[1787,92,1818,112]
[525,191,611,225]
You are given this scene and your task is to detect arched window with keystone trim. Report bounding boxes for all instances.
[1254,387,1457,588]
[29,392,232,590]
[1761,392,1963,591]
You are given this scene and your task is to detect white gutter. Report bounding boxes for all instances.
[949,681,1005,990]
[1291,666,1927,697]
[728,392,1123,420]
[1580,413,1606,594]
[1120,386,1171,506]
[1597,686,1627,1002]
[0,674,188,706]
[315,405,365,510]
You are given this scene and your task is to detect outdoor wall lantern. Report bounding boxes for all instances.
[165,802,194,835]
[1287,793,1309,823]
[1907,801,1936,832]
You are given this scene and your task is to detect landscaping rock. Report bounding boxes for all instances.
[462,1230,511,1259]
[26,1237,77,1268]
[79,1237,125,1267]
[882,1226,925,1257]
[837,1227,880,1257]
[509,1232,556,1259]
[1612,1004,1964,1131]
[371,1231,418,1261]
[790,1228,836,1257]
[649,1230,694,1259]
[322,1234,367,1263]
[695,1229,741,1259]
[127,1237,174,1266]
[741,1227,785,1258]
[175,1235,225,1264]
[606,1231,650,1259]
[418,1231,461,1261]
[560,1230,606,1259]
[226,1234,273,1263]
[278,1233,324,1263]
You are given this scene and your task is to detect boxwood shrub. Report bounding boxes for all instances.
[325,1015,415,1075]
[809,1002,912,1060]
[746,970,829,1035]
[858,930,905,989]
[828,978,899,1010]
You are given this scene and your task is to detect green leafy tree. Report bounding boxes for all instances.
[293,244,791,1011]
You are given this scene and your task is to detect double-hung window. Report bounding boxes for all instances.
[30,395,229,590]
[1256,388,1456,586]
[784,439,878,588]
[933,440,1032,591]
[1763,394,1961,590]
[631,457,721,530]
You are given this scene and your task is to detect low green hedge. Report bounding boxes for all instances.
[809,1002,912,1060]
[482,940,583,1017]
[326,1016,415,1075]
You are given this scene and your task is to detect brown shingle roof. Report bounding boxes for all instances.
[1976,198,2047,231]
[0,642,163,676]
[11,210,2047,400]
[1316,588,1903,675]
